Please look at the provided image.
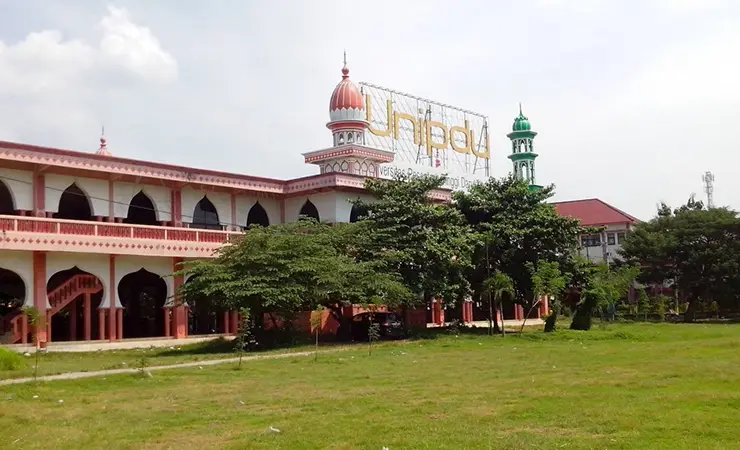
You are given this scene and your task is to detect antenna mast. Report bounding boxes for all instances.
[702,171,715,208]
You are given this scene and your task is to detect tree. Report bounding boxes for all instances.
[454,175,583,327]
[178,220,412,341]
[482,271,514,336]
[525,261,568,333]
[619,196,740,322]
[354,173,474,318]
[570,264,639,330]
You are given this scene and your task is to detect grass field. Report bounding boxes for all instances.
[0,338,314,380]
[1,323,739,449]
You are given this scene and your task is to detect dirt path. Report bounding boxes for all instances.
[0,348,345,386]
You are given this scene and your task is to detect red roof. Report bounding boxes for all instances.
[553,198,639,227]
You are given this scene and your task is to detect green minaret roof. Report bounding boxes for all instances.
[512,103,531,131]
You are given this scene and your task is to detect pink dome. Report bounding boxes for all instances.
[328,64,365,122]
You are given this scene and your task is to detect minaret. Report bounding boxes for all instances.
[507,104,540,191]
[302,54,394,177]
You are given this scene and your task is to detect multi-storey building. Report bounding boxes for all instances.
[553,198,640,263]
[0,60,452,346]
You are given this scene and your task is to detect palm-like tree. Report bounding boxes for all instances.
[482,271,514,336]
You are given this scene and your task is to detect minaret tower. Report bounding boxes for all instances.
[302,53,394,176]
[507,104,541,191]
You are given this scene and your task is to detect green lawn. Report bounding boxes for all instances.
[0,338,314,380]
[2,323,740,449]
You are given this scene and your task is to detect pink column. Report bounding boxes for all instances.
[172,257,187,339]
[21,314,28,344]
[84,293,91,341]
[230,311,239,335]
[108,180,115,221]
[230,192,237,231]
[32,251,48,346]
[108,255,116,342]
[171,189,183,227]
[46,310,52,343]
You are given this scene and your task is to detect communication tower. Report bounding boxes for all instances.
[702,171,715,209]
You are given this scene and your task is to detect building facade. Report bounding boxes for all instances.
[0,60,636,347]
[553,198,639,264]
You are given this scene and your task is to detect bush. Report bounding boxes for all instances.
[0,347,26,371]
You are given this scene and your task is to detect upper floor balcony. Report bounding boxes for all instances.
[0,214,240,258]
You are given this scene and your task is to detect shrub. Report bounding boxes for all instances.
[0,347,26,371]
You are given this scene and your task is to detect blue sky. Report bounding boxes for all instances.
[0,0,738,219]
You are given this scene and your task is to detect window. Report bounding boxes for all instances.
[607,233,616,245]
[581,234,601,247]
[617,232,627,244]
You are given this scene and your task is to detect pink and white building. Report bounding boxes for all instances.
[0,61,451,346]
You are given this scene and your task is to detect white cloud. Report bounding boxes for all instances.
[99,6,177,81]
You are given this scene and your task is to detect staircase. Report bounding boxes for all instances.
[0,274,103,344]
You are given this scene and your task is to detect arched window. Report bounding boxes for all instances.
[347,132,354,143]
[191,196,221,230]
[0,181,15,215]
[125,191,158,225]
[349,203,368,223]
[299,200,320,221]
[246,202,270,228]
[338,133,345,145]
[56,183,93,221]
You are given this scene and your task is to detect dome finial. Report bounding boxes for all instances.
[96,125,112,156]
[519,102,523,116]
[341,49,349,78]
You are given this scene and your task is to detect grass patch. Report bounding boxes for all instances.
[1,323,740,449]
[0,338,314,380]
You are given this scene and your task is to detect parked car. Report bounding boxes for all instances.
[351,312,405,341]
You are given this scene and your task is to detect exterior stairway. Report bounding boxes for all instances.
[0,274,103,344]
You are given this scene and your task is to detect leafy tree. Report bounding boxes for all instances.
[482,271,514,336]
[570,264,638,330]
[454,175,583,327]
[525,261,568,333]
[354,173,474,317]
[619,196,740,322]
[178,220,412,341]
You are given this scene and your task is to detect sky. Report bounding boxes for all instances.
[0,0,738,220]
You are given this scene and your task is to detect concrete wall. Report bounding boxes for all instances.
[113,182,172,222]
[181,187,231,228]
[0,168,33,211]
[0,250,33,307]
[45,174,109,217]
[46,253,111,309]
[235,196,282,227]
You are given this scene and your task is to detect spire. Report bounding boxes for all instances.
[96,126,112,156]
[341,50,349,78]
[519,102,523,116]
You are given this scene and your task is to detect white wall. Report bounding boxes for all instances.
[181,187,231,228]
[0,250,33,307]
[579,224,632,264]
[113,182,172,222]
[235,196,281,227]
[285,192,340,223]
[45,174,108,217]
[114,256,174,308]
[0,168,33,211]
[46,253,110,309]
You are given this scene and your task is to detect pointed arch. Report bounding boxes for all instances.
[246,202,270,228]
[118,268,168,338]
[55,183,93,221]
[0,181,15,215]
[46,267,104,342]
[191,196,221,230]
[299,199,320,221]
[125,191,158,225]
[349,203,368,223]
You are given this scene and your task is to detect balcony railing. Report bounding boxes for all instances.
[0,214,241,244]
